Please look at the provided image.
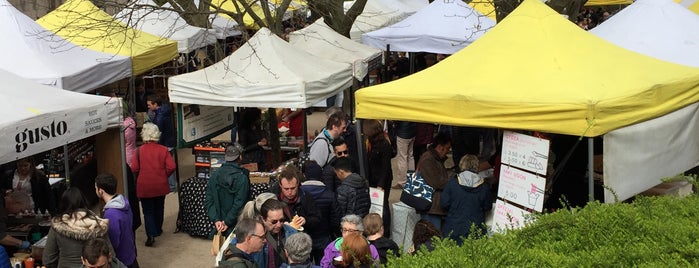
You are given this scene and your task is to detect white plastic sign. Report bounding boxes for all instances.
[492,200,532,233]
[497,166,546,212]
[501,131,550,175]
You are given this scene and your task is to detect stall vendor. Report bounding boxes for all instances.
[2,157,53,214]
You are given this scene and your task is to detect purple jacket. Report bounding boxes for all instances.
[320,237,380,268]
[103,194,136,266]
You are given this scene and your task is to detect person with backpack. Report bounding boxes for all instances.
[300,162,335,264]
[309,112,347,168]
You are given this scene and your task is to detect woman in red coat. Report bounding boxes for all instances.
[131,122,176,247]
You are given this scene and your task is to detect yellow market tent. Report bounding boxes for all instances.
[355,0,699,137]
[691,1,699,13]
[585,0,633,6]
[469,1,496,21]
[37,0,178,75]
[212,0,302,29]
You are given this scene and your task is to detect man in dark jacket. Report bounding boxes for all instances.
[331,157,370,236]
[275,166,321,233]
[95,173,138,268]
[321,138,358,193]
[417,132,452,231]
[219,219,265,268]
[206,144,250,238]
[300,162,334,264]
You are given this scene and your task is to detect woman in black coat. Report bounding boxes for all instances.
[237,108,267,171]
[2,157,53,214]
[363,120,394,237]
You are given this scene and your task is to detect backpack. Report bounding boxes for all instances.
[298,135,332,170]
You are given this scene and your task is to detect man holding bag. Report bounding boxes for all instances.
[416,133,452,231]
[206,144,250,239]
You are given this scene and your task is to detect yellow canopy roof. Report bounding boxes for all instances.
[212,0,302,29]
[585,0,633,6]
[37,0,178,75]
[469,1,496,21]
[355,0,699,137]
[690,1,699,13]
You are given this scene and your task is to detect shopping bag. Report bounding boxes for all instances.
[369,187,384,215]
[399,171,433,212]
[391,202,421,253]
[211,230,224,256]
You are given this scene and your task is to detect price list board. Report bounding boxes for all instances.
[493,200,531,232]
[501,131,550,175]
[497,167,546,211]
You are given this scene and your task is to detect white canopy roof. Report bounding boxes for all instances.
[0,69,121,164]
[590,0,699,67]
[289,19,381,80]
[116,0,217,53]
[168,28,353,108]
[346,0,429,41]
[0,0,131,93]
[361,0,496,54]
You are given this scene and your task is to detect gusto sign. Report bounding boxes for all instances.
[15,120,68,153]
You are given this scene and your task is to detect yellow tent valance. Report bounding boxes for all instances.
[585,0,633,6]
[355,0,699,137]
[37,0,178,75]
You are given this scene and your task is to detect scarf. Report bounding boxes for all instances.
[280,193,299,220]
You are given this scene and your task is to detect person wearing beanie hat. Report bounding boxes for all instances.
[299,161,335,264]
[205,143,250,238]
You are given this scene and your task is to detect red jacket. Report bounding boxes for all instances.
[131,142,175,198]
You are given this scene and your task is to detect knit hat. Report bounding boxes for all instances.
[303,161,323,180]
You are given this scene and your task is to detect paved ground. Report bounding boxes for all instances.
[135,110,405,267]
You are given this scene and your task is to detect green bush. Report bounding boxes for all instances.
[386,194,699,268]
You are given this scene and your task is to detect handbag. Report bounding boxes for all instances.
[211,230,224,256]
[399,171,434,212]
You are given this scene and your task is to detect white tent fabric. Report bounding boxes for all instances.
[678,0,698,7]
[603,102,699,203]
[345,0,428,41]
[177,0,242,39]
[116,0,217,53]
[361,0,496,54]
[590,0,699,67]
[0,69,121,164]
[289,19,382,80]
[0,0,131,93]
[168,28,353,108]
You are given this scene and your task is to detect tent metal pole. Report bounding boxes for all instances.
[302,111,308,152]
[119,99,129,198]
[356,119,367,179]
[588,137,594,202]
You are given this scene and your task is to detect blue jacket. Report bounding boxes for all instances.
[440,172,493,244]
[151,103,175,147]
[229,224,298,268]
[103,194,136,266]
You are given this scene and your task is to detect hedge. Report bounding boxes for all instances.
[386,181,699,267]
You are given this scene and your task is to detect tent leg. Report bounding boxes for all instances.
[356,119,367,179]
[588,137,594,202]
[302,111,308,152]
[119,101,129,198]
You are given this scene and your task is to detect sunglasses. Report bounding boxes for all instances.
[336,150,349,156]
[267,219,281,225]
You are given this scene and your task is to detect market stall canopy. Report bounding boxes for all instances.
[585,0,632,6]
[191,0,242,39]
[37,0,178,75]
[0,0,131,93]
[590,0,699,67]
[289,19,381,80]
[115,0,217,53]
[469,1,496,21]
[355,0,699,137]
[690,1,699,13]
[168,28,353,108]
[346,0,429,41]
[211,0,294,29]
[361,0,496,54]
[0,69,121,165]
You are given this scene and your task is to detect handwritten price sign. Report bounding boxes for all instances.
[501,131,550,175]
[498,167,546,212]
[493,200,531,233]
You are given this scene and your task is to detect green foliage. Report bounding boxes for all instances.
[385,194,699,268]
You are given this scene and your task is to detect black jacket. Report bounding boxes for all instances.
[277,189,322,237]
[367,138,393,189]
[369,236,400,264]
[332,173,370,233]
[300,180,334,239]
[2,169,53,213]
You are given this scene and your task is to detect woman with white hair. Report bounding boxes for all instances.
[282,232,315,268]
[320,215,380,268]
[131,122,176,247]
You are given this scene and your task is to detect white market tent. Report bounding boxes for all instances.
[0,0,131,93]
[361,0,496,54]
[346,0,429,41]
[590,0,699,67]
[289,19,382,80]
[116,0,217,53]
[0,69,121,164]
[168,28,353,108]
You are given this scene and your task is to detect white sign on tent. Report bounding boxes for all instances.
[497,166,546,212]
[501,131,550,175]
[492,200,531,233]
